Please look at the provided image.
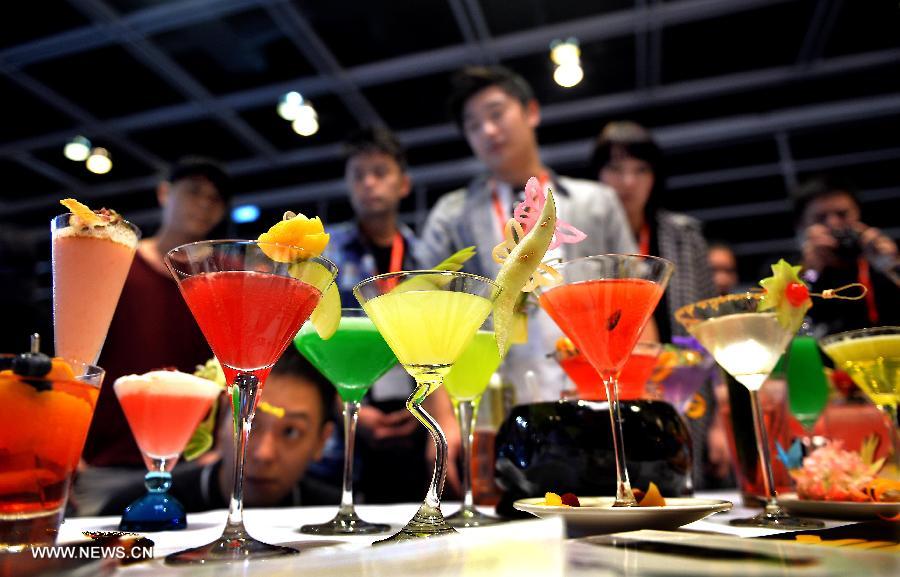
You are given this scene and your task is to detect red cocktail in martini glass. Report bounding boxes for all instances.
[164,240,337,564]
[537,254,673,506]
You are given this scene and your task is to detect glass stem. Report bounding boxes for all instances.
[408,376,447,511]
[881,404,900,471]
[452,397,481,512]
[145,457,173,494]
[224,372,260,540]
[748,389,778,507]
[603,376,636,506]
[339,400,360,516]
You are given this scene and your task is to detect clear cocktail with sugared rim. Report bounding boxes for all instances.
[677,290,823,529]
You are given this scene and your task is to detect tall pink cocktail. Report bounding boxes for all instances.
[51,212,140,364]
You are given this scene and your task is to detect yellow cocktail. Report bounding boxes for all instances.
[821,327,900,474]
[443,329,502,527]
[355,271,501,544]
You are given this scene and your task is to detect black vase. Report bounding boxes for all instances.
[494,399,692,517]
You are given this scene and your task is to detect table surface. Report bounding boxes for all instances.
[20,491,900,576]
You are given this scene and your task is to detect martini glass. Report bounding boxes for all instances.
[443,325,503,527]
[537,254,673,506]
[555,340,661,401]
[114,372,221,531]
[294,308,395,535]
[354,270,501,543]
[821,326,900,474]
[164,240,337,563]
[676,293,823,528]
[786,335,830,432]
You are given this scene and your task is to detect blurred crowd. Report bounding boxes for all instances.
[3,66,897,515]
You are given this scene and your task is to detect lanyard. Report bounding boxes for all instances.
[490,172,551,236]
[638,222,651,255]
[381,231,405,275]
[857,257,879,324]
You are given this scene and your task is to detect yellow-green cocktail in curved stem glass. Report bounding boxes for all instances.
[354,270,501,544]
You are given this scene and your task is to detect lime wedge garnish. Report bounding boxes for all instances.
[310,282,341,340]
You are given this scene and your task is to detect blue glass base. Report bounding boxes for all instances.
[119,491,187,532]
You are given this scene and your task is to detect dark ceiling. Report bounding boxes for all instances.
[1,0,899,282]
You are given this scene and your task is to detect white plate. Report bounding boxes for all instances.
[778,494,900,520]
[513,497,732,535]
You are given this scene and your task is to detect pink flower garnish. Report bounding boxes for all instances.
[513,177,586,250]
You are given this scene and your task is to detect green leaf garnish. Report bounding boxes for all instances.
[758,259,811,333]
[391,246,477,293]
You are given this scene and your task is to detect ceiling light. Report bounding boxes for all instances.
[85,147,112,174]
[63,135,91,162]
[550,38,580,66]
[553,63,584,88]
[291,104,319,136]
[277,91,305,121]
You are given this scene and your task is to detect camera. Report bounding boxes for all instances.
[830,227,861,259]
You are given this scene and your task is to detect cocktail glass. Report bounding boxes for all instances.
[354,270,501,543]
[676,292,823,528]
[537,254,673,506]
[786,335,830,432]
[443,325,503,527]
[821,326,900,475]
[294,308,396,535]
[555,340,661,401]
[164,240,337,563]
[114,372,221,531]
[654,337,714,416]
[51,213,140,364]
[0,355,104,552]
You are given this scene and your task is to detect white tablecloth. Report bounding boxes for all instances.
[35,492,887,576]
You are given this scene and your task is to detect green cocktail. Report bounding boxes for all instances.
[296,316,397,402]
[294,309,397,535]
[443,329,503,527]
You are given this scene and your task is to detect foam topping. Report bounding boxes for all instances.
[114,370,221,399]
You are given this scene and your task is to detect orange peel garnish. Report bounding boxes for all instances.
[60,198,105,227]
[637,482,666,507]
[257,211,330,263]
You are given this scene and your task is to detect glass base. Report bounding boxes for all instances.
[445,505,503,528]
[165,534,297,565]
[729,504,824,530]
[373,503,456,545]
[300,510,390,535]
[119,492,186,532]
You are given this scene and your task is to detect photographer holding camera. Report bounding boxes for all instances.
[794,175,899,335]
